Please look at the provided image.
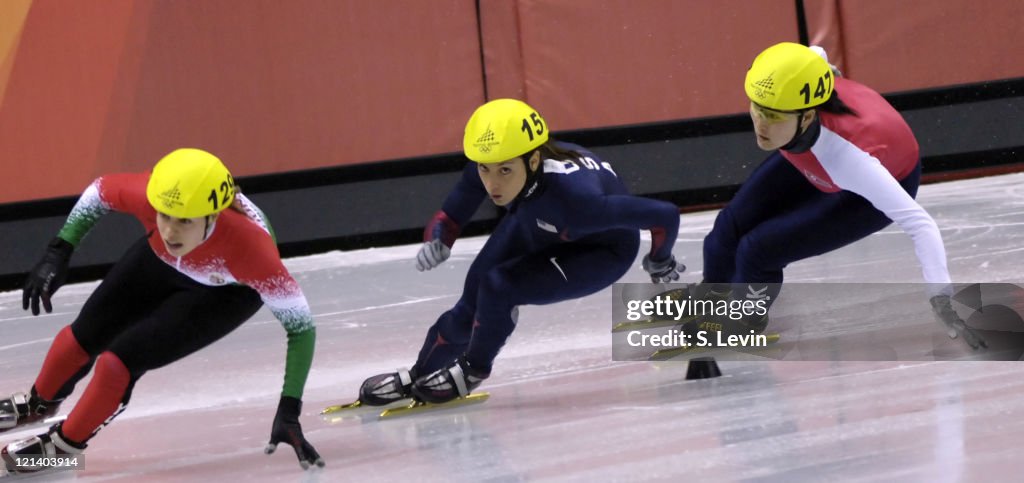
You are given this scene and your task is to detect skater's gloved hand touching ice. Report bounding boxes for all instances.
[642,254,685,283]
[930,294,988,350]
[22,237,74,315]
[265,396,325,470]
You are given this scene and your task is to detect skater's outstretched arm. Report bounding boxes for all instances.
[232,237,324,470]
[417,162,489,271]
[815,132,951,294]
[23,173,149,315]
[563,191,685,283]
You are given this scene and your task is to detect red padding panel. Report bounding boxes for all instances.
[507,0,799,131]
[837,0,1024,92]
[0,0,483,203]
[804,0,846,73]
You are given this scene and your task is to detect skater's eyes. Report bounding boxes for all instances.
[751,103,797,123]
[478,163,515,175]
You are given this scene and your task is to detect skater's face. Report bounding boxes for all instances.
[749,102,815,150]
[156,212,216,256]
[477,152,541,206]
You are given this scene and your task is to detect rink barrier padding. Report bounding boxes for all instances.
[0,0,485,204]
[492,0,799,130]
[3,0,1021,204]
[1,76,1023,290]
[2,1,1024,287]
[826,0,1024,94]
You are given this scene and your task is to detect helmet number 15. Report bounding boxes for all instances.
[207,174,235,211]
[798,71,832,105]
[520,113,545,141]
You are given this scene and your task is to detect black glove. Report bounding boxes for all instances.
[930,295,988,350]
[641,254,685,283]
[22,237,74,316]
[265,396,324,469]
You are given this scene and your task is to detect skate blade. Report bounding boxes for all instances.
[612,318,690,333]
[0,465,75,480]
[320,399,414,424]
[379,392,490,420]
[320,399,364,415]
[649,333,781,361]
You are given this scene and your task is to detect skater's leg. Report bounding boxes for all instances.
[32,327,93,403]
[413,302,474,375]
[60,283,262,444]
[2,238,176,433]
[414,217,528,374]
[730,160,922,305]
[465,236,639,372]
[703,152,819,284]
[58,352,133,444]
[412,234,640,404]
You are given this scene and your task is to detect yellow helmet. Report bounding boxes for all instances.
[463,98,548,163]
[745,42,834,111]
[146,148,235,218]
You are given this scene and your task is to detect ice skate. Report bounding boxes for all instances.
[0,423,84,479]
[0,389,63,436]
[382,356,491,420]
[322,365,490,421]
[321,369,416,418]
[359,368,416,406]
[411,356,488,405]
[378,392,490,419]
[688,311,770,336]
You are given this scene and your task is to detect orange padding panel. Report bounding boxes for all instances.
[5,0,1022,205]
[803,0,844,73]
[0,0,483,203]
[493,0,798,131]
[809,0,1024,93]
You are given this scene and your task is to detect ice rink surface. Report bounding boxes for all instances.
[2,172,1024,482]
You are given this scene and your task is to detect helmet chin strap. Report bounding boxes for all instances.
[789,111,806,146]
[203,215,214,241]
[516,151,544,202]
[781,110,810,151]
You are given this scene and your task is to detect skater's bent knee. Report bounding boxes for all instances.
[478,269,513,299]
[94,353,130,379]
[736,236,787,273]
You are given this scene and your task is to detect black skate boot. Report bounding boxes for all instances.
[1,423,85,475]
[685,311,770,338]
[0,387,63,434]
[411,356,489,405]
[359,368,415,406]
[675,282,773,337]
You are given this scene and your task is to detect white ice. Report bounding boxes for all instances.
[2,173,1024,481]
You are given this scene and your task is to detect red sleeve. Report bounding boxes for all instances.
[96,172,158,224]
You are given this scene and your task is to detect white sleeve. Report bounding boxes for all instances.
[813,127,952,290]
